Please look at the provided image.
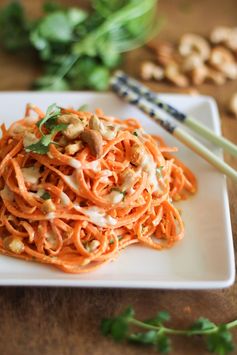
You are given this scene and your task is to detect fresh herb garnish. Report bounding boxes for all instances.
[41,192,51,200]
[25,103,67,154]
[101,307,237,354]
[78,104,88,111]
[156,166,164,177]
[133,131,138,137]
[36,103,61,132]
[0,0,161,91]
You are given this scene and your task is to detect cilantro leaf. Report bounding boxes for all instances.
[25,105,67,154]
[37,103,61,132]
[129,330,157,345]
[146,311,170,326]
[25,140,49,155]
[190,318,216,333]
[101,307,134,342]
[156,333,171,354]
[0,1,31,52]
[41,192,51,200]
[206,325,234,355]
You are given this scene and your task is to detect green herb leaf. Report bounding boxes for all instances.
[110,317,129,342]
[43,1,64,14]
[129,330,157,344]
[26,104,66,154]
[190,318,216,332]
[36,103,61,132]
[133,131,138,137]
[146,311,170,327]
[38,12,73,43]
[67,8,87,27]
[156,333,172,354]
[206,325,234,355]
[0,1,31,51]
[25,140,49,155]
[41,192,51,200]
[34,75,70,91]
[101,318,114,336]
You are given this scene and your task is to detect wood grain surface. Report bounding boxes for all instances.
[0,1,236,355]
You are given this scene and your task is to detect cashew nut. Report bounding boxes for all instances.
[228,92,237,117]
[80,129,103,158]
[148,41,175,66]
[206,67,226,85]
[182,53,204,72]
[58,114,85,139]
[140,61,164,81]
[210,26,237,51]
[190,65,208,85]
[209,46,237,79]
[3,236,24,254]
[179,33,210,60]
[89,115,119,140]
[65,141,83,155]
[210,26,232,43]
[165,63,189,87]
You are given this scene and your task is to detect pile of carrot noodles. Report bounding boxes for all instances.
[0,104,197,273]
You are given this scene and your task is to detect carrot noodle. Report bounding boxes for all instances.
[0,104,197,273]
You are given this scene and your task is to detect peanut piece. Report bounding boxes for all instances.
[3,236,24,254]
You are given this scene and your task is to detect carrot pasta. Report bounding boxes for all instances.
[0,103,197,273]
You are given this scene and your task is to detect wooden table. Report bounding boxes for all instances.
[0,1,236,354]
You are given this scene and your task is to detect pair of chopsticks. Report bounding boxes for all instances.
[110,71,237,182]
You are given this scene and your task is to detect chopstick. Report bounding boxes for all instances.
[113,70,237,157]
[110,74,237,182]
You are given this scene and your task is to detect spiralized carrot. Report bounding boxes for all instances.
[0,104,197,273]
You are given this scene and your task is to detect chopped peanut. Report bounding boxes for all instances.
[3,236,24,254]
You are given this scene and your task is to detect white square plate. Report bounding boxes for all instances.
[0,92,235,288]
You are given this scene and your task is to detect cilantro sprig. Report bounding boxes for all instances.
[25,103,67,154]
[101,307,237,354]
[0,1,161,91]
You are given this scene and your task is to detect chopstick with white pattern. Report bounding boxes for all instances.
[110,74,237,181]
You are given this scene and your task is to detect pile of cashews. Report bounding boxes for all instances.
[141,27,237,89]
